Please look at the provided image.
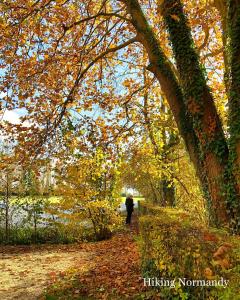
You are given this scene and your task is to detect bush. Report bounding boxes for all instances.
[85,199,122,241]
[138,203,240,300]
[0,224,94,245]
[0,198,123,244]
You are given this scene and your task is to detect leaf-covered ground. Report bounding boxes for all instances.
[0,244,94,300]
[0,216,150,300]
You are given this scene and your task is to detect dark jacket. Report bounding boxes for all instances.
[125,197,134,212]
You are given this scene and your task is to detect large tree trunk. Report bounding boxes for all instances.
[160,0,231,225]
[161,0,240,228]
[228,0,240,194]
[226,0,240,229]
[124,0,239,228]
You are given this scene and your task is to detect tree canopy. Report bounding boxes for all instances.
[1,0,240,230]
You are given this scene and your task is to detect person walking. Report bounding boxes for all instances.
[125,194,134,224]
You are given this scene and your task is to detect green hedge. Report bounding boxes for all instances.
[138,204,240,300]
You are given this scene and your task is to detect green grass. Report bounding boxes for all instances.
[120,196,145,203]
[8,196,61,205]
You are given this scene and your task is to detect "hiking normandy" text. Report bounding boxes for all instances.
[143,277,229,289]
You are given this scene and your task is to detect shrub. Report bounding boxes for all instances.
[0,224,93,245]
[85,199,122,241]
[138,203,240,300]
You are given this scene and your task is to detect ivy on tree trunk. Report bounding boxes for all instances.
[124,0,240,230]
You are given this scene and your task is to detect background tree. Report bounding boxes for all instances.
[51,147,122,240]
[0,142,19,242]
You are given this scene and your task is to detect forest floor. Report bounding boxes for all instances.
[0,243,92,300]
[0,215,151,300]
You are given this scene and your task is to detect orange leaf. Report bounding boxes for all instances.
[170,14,180,22]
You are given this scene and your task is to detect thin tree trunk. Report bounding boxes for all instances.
[148,176,160,204]
[5,173,9,243]
[212,0,229,93]
[161,179,175,207]
[34,211,37,243]
[142,69,176,206]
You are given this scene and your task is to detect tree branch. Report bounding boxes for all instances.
[64,11,131,32]
[198,23,210,52]
[55,37,138,127]
[202,47,224,59]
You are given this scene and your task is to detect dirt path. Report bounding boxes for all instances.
[72,230,144,299]
[0,216,147,300]
[0,244,94,300]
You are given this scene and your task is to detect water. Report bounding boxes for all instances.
[119,200,138,211]
[0,200,139,228]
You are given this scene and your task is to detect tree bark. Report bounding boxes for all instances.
[212,0,229,93]
[227,0,240,195]
[124,0,231,226]
[5,174,9,243]
[124,0,206,180]
[160,0,239,226]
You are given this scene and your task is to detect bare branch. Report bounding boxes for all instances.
[53,37,138,129]
[202,47,224,59]
[64,11,131,32]
[198,24,210,52]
